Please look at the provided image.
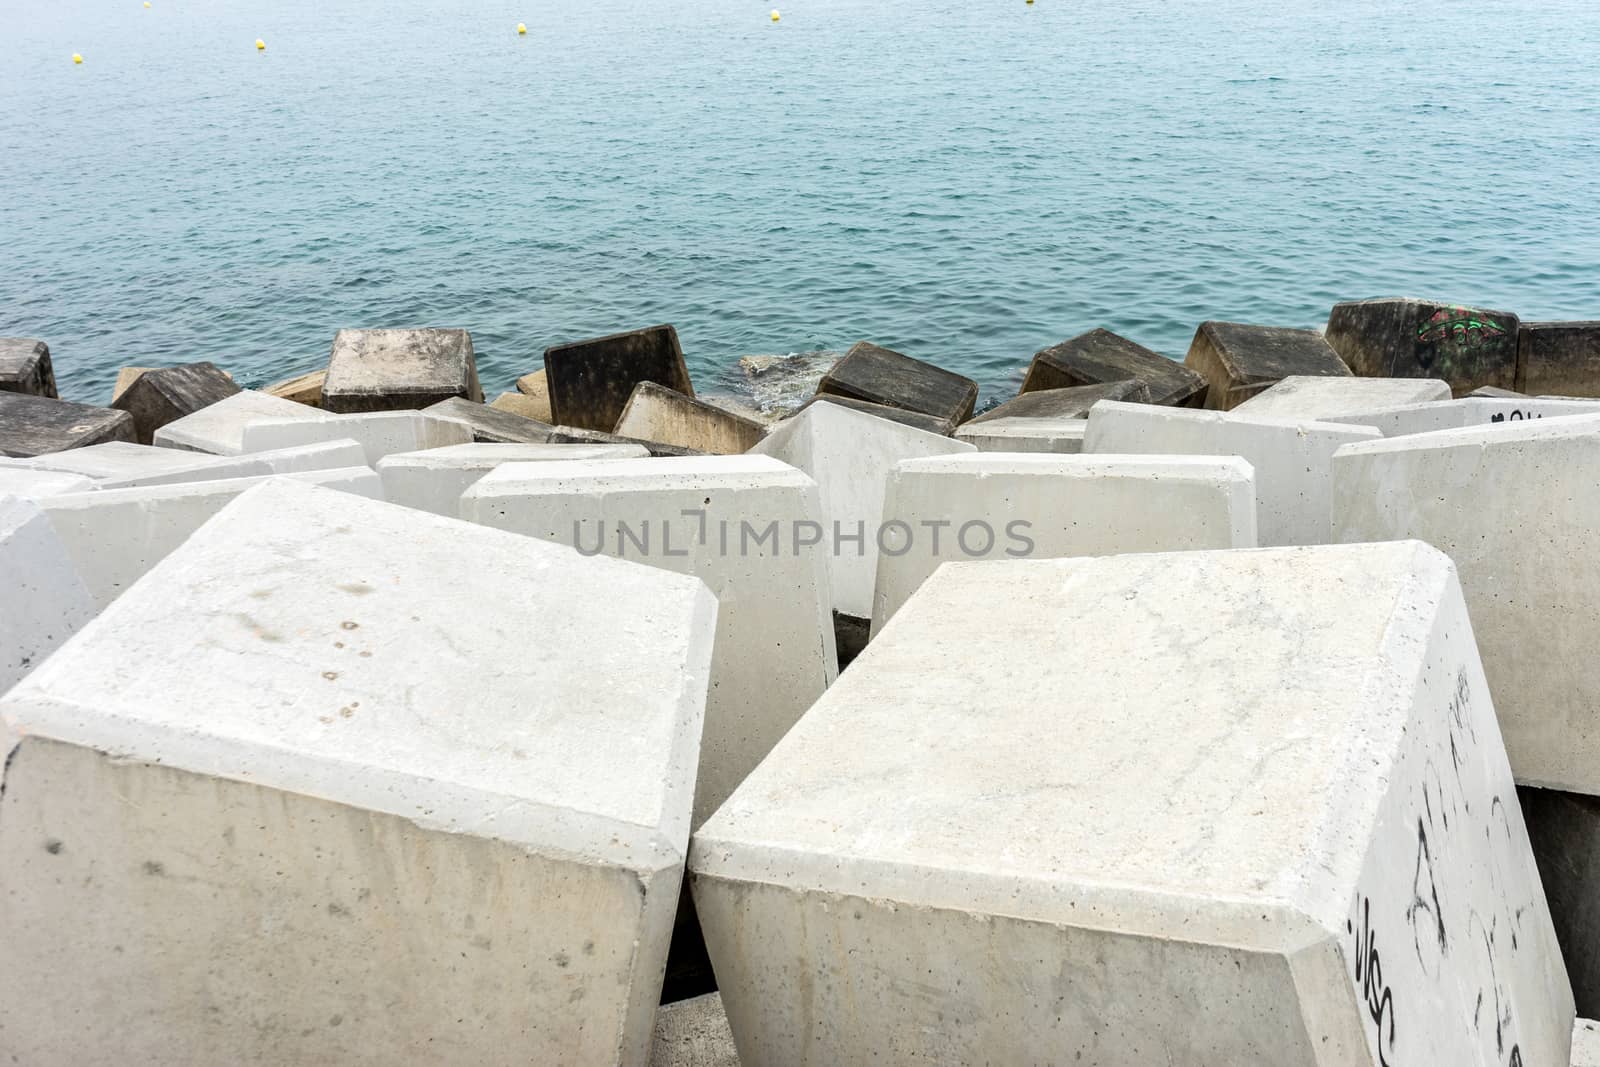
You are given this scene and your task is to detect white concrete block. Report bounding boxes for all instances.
[748,399,973,618]
[464,454,836,829]
[0,469,95,501]
[691,542,1573,1066]
[1083,400,1380,546]
[40,468,383,610]
[1233,375,1451,420]
[0,479,716,1063]
[0,496,96,694]
[952,415,1087,453]
[1333,414,1600,795]
[1324,396,1600,437]
[1575,1019,1600,1067]
[245,438,370,474]
[239,410,472,466]
[378,441,647,516]
[870,454,1257,634]
[0,440,276,489]
[152,389,328,455]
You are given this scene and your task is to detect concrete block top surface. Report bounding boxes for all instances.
[0,440,266,488]
[424,396,555,443]
[471,452,808,497]
[320,328,481,412]
[1325,296,1520,393]
[0,392,136,457]
[544,324,694,432]
[953,415,1087,449]
[152,389,327,454]
[379,441,650,472]
[797,394,956,435]
[817,341,979,424]
[0,338,57,398]
[3,479,718,864]
[1184,322,1350,410]
[1022,327,1207,406]
[1325,396,1600,437]
[969,380,1148,423]
[239,410,473,465]
[1233,374,1451,420]
[0,468,95,500]
[1334,408,1600,461]
[615,381,767,454]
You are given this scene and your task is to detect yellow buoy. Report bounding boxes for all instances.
[771,8,780,20]
[517,22,527,34]
[256,38,266,50]
[72,53,83,64]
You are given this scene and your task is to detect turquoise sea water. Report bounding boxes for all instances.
[3,0,1598,404]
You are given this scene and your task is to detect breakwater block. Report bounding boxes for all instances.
[1333,414,1600,794]
[953,415,1087,452]
[0,469,94,501]
[0,392,136,457]
[816,341,979,425]
[0,439,361,490]
[1518,321,1600,398]
[870,453,1255,634]
[320,328,482,413]
[1021,327,1208,407]
[690,542,1573,1065]
[0,338,57,398]
[1083,400,1378,546]
[750,399,973,619]
[615,382,767,454]
[1234,374,1451,420]
[240,410,472,465]
[0,479,716,1062]
[424,396,555,443]
[1324,396,1600,437]
[515,367,554,417]
[545,324,694,433]
[112,361,241,444]
[463,454,835,829]
[153,389,329,454]
[1470,385,1528,398]
[970,380,1149,423]
[111,367,154,402]
[1518,786,1600,1019]
[1579,1019,1600,1067]
[798,393,956,435]
[548,423,708,456]
[0,496,95,693]
[1325,297,1520,395]
[651,993,739,1067]
[377,441,647,516]
[262,368,325,407]
[490,390,552,421]
[1184,321,1351,411]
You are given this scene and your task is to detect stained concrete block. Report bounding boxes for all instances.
[424,396,555,443]
[152,389,329,454]
[1326,297,1520,395]
[490,390,552,421]
[463,455,835,830]
[240,410,473,466]
[0,496,96,693]
[797,394,956,436]
[967,380,1149,423]
[614,382,766,455]
[1184,322,1352,411]
[816,341,979,425]
[545,324,695,432]
[262,368,326,406]
[111,366,154,402]
[870,454,1255,634]
[0,469,95,501]
[1083,400,1379,546]
[377,441,647,516]
[515,367,554,418]
[691,542,1573,1067]
[0,338,57,398]
[1325,396,1600,437]
[0,393,136,457]
[1518,787,1600,1020]
[1518,322,1600,398]
[749,400,974,618]
[1470,385,1528,399]
[1333,414,1600,794]
[651,994,740,1067]
[112,362,242,444]
[320,328,482,413]
[1234,375,1451,420]
[952,415,1087,453]
[1021,327,1208,407]
[0,440,361,490]
[0,479,716,1063]
[548,424,709,457]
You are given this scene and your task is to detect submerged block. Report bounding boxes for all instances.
[1518,321,1600,398]
[112,362,242,444]
[0,496,95,693]
[545,324,695,432]
[240,410,472,466]
[1234,374,1451,420]
[797,394,956,435]
[1021,328,1207,407]
[464,455,835,829]
[1184,322,1351,410]
[750,400,973,618]
[953,415,1087,453]
[816,341,978,425]
[1325,297,1520,395]
[968,380,1149,423]
[153,389,328,455]
[320,328,482,413]
[691,542,1573,1066]
[0,479,716,1063]
[1333,414,1600,794]
[1324,396,1600,437]
[0,338,57,398]
[1083,400,1379,546]
[615,382,766,454]
[262,368,326,407]
[424,396,555,443]
[1518,787,1600,1019]
[0,393,136,457]
[377,441,647,516]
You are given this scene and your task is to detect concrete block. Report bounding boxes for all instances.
[691,542,1573,1067]
[1184,322,1351,410]
[1577,1019,1600,1067]
[0,392,136,457]
[1326,297,1520,395]
[545,324,695,432]
[112,361,242,444]
[0,479,716,1063]
[378,441,647,515]
[1235,375,1451,420]
[111,366,153,402]
[870,454,1256,633]
[239,410,473,466]
[797,394,956,435]
[967,380,1149,423]
[616,382,766,454]
[0,338,57,398]
[152,389,329,455]
[651,994,740,1067]
[1325,396,1600,437]
[549,424,709,457]
[816,341,978,424]
[1470,385,1528,399]
[464,454,835,829]
[0,469,95,501]
[0,441,273,489]
[749,400,974,618]
[320,328,482,413]
[1083,400,1379,546]
[1518,321,1600,398]
[424,396,555,443]
[515,367,554,417]
[490,390,552,422]
[953,415,1087,453]
[1518,786,1600,1020]
[262,368,326,406]
[1333,414,1600,794]
[1021,327,1208,407]
[0,496,95,693]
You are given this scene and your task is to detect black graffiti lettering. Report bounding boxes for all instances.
[1407,818,1448,974]
[1351,897,1398,1066]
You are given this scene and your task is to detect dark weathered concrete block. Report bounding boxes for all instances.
[112,362,241,445]
[546,424,707,457]
[1184,322,1350,411]
[320,328,482,414]
[0,339,57,399]
[544,325,694,433]
[424,397,555,444]
[1325,297,1520,396]
[1517,321,1600,398]
[614,382,766,454]
[1021,329,1207,408]
[969,380,1150,424]
[798,395,956,436]
[0,393,136,457]
[1519,785,1600,1018]
[816,342,978,425]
